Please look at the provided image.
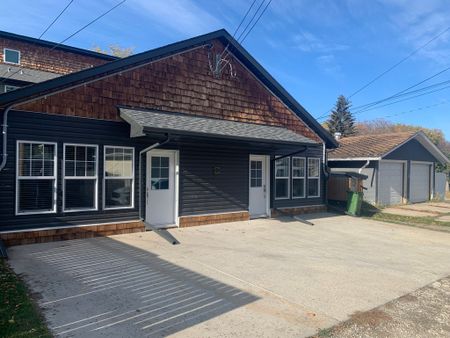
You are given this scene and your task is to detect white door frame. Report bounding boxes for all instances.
[249,154,271,218]
[146,149,179,227]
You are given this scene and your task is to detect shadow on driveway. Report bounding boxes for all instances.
[12,237,259,337]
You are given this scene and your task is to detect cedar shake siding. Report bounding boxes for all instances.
[0,35,114,75]
[17,40,321,142]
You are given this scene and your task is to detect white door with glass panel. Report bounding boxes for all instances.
[146,150,177,227]
[249,155,268,218]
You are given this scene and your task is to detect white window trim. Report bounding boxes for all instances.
[307,158,321,198]
[274,156,290,200]
[15,140,57,215]
[292,156,306,199]
[3,48,20,65]
[103,145,135,210]
[63,143,99,213]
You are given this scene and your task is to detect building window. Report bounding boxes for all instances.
[292,157,306,198]
[250,160,262,187]
[16,141,57,214]
[4,48,20,65]
[64,144,98,212]
[4,85,20,93]
[275,157,290,199]
[104,146,134,209]
[308,158,320,198]
[151,156,169,190]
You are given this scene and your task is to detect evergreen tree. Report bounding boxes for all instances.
[326,95,356,137]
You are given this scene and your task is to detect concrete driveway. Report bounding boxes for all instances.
[8,213,450,337]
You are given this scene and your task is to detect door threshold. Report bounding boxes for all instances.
[249,214,269,219]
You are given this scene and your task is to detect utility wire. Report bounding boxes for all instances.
[240,0,273,43]
[49,0,126,51]
[351,66,450,113]
[235,0,267,43]
[352,84,450,116]
[0,0,126,86]
[233,0,258,38]
[39,0,75,39]
[351,77,450,112]
[316,25,450,121]
[347,25,450,99]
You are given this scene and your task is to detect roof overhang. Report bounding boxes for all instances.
[0,28,337,148]
[120,107,319,147]
[382,131,450,164]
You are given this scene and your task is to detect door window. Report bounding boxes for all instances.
[151,156,169,190]
[250,160,263,187]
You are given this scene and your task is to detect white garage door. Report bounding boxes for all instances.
[379,161,404,205]
[410,162,431,203]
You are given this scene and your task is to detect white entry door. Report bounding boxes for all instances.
[249,155,269,218]
[146,150,178,228]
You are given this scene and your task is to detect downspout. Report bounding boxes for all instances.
[0,105,14,172]
[138,134,170,220]
[359,160,370,174]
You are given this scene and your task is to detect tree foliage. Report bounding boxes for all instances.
[326,95,356,137]
[92,44,134,58]
[356,119,450,173]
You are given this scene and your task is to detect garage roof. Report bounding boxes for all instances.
[328,131,450,164]
[120,107,318,145]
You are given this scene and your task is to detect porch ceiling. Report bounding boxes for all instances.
[120,107,319,146]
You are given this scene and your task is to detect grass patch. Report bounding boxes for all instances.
[360,202,450,229]
[0,259,51,338]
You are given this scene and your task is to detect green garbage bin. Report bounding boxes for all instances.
[346,191,363,216]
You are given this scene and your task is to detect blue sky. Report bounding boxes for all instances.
[1,0,450,138]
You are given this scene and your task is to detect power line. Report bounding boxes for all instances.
[352,83,450,116]
[381,100,449,119]
[0,0,126,86]
[351,66,450,113]
[39,0,75,39]
[49,0,126,51]
[240,0,273,44]
[315,25,450,121]
[235,0,267,43]
[347,25,450,99]
[233,0,258,38]
[351,77,450,112]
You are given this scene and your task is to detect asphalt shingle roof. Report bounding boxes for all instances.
[0,64,60,83]
[120,107,318,145]
[328,132,416,159]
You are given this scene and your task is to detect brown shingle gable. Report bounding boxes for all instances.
[328,132,417,159]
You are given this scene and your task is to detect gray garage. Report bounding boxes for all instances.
[328,131,449,206]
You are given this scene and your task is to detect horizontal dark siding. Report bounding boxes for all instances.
[0,110,326,231]
[328,160,378,169]
[384,139,437,162]
[0,110,148,231]
[179,145,249,216]
[272,145,326,208]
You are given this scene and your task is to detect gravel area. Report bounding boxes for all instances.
[315,276,450,338]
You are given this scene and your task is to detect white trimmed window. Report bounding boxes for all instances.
[104,146,134,209]
[308,158,320,198]
[4,48,20,64]
[16,141,57,215]
[63,144,98,212]
[275,157,290,199]
[292,157,306,198]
